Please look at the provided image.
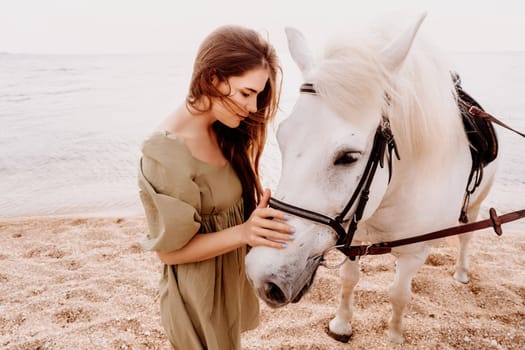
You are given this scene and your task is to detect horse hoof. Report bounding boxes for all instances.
[453,271,469,284]
[388,330,404,344]
[326,327,351,343]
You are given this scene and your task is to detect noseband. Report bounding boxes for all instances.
[268,83,400,254]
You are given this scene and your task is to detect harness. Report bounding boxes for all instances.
[269,77,525,262]
[269,84,399,253]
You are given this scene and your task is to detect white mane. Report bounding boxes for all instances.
[309,26,466,170]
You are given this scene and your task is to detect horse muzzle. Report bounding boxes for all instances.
[253,255,323,308]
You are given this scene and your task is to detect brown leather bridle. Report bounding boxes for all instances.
[269,83,399,257]
[268,82,525,261]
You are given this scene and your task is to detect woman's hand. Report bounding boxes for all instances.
[240,189,296,249]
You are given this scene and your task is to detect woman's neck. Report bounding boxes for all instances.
[159,103,227,167]
[160,103,216,140]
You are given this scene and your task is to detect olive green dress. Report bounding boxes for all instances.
[137,131,259,350]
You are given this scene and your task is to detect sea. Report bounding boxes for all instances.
[1,51,524,218]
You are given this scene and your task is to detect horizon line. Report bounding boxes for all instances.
[2,49,525,56]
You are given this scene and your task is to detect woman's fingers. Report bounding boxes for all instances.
[254,237,286,249]
[251,231,291,248]
[262,230,295,243]
[256,188,290,221]
[255,207,291,222]
[252,212,294,235]
[263,219,295,236]
[247,188,297,249]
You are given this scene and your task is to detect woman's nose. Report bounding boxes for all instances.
[246,96,257,113]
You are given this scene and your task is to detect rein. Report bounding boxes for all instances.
[337,208,525,258]
[269,82,525,262]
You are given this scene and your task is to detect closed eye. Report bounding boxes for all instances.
[334,150,361,166]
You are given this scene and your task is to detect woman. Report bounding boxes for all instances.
[137,25,294,349]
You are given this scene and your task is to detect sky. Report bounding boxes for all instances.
[1,0,524,54]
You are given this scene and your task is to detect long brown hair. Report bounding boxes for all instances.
[186,25,281,219]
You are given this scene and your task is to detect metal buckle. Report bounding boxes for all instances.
[319,245,349,269]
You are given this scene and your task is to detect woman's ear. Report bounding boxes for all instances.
[210,73,220,86]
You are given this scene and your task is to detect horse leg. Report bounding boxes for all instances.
[454,231,473,283]
[454,205,481,283]
[388,250,428,344]
[327,258,360,342]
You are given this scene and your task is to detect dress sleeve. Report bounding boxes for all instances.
[138,154,202,253]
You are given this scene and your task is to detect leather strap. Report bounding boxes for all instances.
[300,83,317,94]
[459,100,525,138]
[338,208,525,257]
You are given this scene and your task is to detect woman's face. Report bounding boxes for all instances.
[212,66,270,128]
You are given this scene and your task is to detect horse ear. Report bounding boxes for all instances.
[285,27,315,77]
[380,12,427,70]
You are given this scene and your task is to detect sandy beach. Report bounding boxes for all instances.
[1,210,523,350]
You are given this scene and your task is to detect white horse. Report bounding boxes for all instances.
[245,13,498,344]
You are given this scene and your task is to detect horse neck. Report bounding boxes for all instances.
[365,141,472,238]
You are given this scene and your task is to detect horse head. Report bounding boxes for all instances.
[245,14,429,307]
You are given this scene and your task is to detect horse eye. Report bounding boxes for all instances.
[334,151,359,166]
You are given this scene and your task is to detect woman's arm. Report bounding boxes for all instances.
[156,189,295,265]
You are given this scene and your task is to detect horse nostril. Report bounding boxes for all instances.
[264,282,287,304]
